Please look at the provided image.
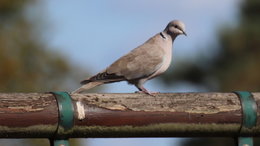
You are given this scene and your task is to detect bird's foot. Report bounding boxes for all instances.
[135,85,159,96]
[135,90,160,96]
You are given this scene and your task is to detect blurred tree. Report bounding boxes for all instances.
[180,138,236,146]
[159,0,260,145]
[0,0,83,145]
[161,0,260,92]
[0,0,83,92]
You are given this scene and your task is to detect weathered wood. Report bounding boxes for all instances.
[72,93,243,137]
[0,92,260,138]
[0,93,58,138]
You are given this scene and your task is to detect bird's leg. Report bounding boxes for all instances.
[136,87,152,95]
[135,85,159,96]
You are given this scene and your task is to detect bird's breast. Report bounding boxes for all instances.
[149,39,173,79]
[157,45,172,74]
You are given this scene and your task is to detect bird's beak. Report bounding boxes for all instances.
[182,31,187,36]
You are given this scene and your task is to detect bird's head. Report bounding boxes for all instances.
[164,20,187,37]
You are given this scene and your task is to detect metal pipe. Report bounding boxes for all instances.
[0,92,260,138]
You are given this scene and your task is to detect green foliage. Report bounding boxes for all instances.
[181,138,236,146]
[0,1,83,146]
[0,0,80,92]
[161,0,260,92]
[212,0,260,91]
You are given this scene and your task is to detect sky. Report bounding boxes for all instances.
[39,0,241,146]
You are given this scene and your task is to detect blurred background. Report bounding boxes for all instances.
[0,0,259,145]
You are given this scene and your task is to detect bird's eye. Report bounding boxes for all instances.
[174,25,178,28]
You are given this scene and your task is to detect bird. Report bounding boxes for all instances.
[72,20,186,95]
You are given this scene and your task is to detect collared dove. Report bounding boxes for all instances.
[73,20,186,95]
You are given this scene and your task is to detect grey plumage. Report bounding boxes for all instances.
[73,20,186,95]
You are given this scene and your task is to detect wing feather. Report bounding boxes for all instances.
[106,35,165,80]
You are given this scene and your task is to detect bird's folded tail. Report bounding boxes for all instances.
[72,72,125,94]
[72,81,103,94]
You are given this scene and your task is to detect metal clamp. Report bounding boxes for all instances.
[234,91,257,146]
[50,92,74,146]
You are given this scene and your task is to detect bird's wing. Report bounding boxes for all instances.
[80,34,165,84]
[106,35,165,80]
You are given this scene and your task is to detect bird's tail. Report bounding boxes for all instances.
[72,81,103,94]
[72,71,125,94]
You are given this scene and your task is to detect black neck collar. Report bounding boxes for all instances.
[160,32,166,39]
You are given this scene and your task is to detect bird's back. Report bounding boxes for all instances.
[106,33,172,81]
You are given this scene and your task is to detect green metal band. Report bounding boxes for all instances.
[51,91,74,131]
[238,137,253,146]
[50,92,74,146]
[234,91,257,146]
[234,91,257,128]
[53,139,70,146]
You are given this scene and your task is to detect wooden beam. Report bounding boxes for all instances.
[0,92,260,138]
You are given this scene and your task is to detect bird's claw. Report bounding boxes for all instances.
[135,91,160,96]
